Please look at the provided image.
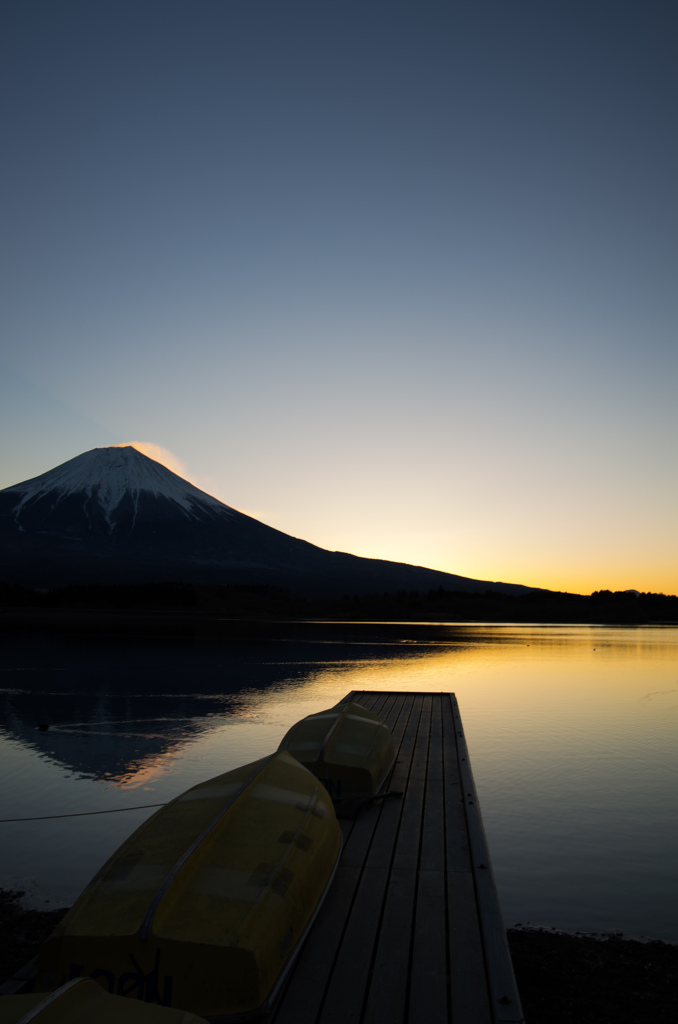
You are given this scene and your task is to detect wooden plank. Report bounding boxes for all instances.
[364,695,418,870]
[382,692,413,742]
[448,872,493,1024]
[409,696,447,1023]
[451,695,525,1024]
[314,866,389,1024]
[339,694,412,870]
[362,692,390,716]
[368,693,401,753]
[387,714,427,872]
[441,694,472,874]
[409,694,432,781]
[358,695,423,1024]
[442,694,492,1024]
[350,689,394,723]
[419,695,444,874]
[361,867,416,1024]
[271,865,361,1024]
[376,692,416,799]
[339,791,382,868]
[409,869,448,1024]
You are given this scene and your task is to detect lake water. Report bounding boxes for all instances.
[1,621,677,941]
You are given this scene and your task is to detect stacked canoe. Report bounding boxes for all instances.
[8,700,394,1022]
[278,700,395,803]
[0,978,208,1024]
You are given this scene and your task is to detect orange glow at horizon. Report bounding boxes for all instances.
[433,560,678,598]
[114,444,676,598]
[435,552,678,598]
[330,536,677,598]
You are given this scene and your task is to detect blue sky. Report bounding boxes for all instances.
[2,1,677,594]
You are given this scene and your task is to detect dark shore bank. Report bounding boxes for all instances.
[2,579,677,625]
[1,891,676,1023]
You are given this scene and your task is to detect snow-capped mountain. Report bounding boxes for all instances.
[0,446,532,596]
[2,446,232,535]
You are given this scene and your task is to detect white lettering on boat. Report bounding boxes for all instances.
[67,962,174,1006]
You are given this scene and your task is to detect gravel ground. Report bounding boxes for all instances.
[2,890,676,1023]
[507,926,678,1024]
[0,890,68,987]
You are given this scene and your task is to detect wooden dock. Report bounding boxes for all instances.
[270,691,524,1024]
[0,691,523,1022]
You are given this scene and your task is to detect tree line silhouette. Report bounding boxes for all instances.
[1,580,676,625]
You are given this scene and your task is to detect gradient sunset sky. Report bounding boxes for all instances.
[2,1,676,596]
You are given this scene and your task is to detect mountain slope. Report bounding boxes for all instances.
[0,447,534,597]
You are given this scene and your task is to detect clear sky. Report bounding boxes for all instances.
[2,1,676,596]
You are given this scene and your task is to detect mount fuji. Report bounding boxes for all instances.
[0,446,533,597]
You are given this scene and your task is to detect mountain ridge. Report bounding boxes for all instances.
[0,447,536,598]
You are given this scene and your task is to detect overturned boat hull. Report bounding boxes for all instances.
[0,978,208,1024]
[278,701,395,802]
[35,752,341,1021]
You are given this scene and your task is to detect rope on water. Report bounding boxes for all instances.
[0,803,167,823]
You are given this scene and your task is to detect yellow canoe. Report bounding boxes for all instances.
[35,752,341,1021]
[278,701,395,802]
[0,978,207,1024]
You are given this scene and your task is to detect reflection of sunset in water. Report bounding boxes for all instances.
[112,750,185,790]
[1,624,677,939]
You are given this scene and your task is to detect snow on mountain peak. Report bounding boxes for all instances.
[3,446,232,524]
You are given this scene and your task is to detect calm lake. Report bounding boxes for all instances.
[1,621,677,941]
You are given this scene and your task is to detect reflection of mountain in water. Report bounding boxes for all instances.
[3,700,214,787]
[0,634,316,784]
[1,622,488,783]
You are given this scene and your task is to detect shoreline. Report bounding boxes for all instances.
[2,606,677,639]
[2,891,676,1023]
[2,577,677,628]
